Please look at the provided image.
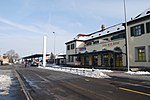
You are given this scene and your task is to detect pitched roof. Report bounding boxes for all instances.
[134,7,150,19]
[74,23,125,41]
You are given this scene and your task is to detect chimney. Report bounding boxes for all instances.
[101,24,105,30]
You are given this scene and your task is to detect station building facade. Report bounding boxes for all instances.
[65,8,150,68]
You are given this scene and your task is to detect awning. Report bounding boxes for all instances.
[22,54,50,59]
[69,50,122,56]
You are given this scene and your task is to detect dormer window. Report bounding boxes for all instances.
[146,11,150,14]
[117,28,120,30]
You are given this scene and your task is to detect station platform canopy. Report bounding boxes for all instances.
[22,54,50,59]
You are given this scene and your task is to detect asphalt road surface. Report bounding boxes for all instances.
[1,64,150,100]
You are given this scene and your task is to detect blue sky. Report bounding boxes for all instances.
[0,0,150,57]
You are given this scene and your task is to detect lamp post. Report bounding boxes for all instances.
[123,0,130,72]
[53,32,55,64]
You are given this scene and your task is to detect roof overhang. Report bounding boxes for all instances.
[69,50,122,56]
[22,54,50,59]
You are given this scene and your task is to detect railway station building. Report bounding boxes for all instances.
[65,8,150,69]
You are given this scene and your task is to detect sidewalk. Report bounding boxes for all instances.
[0,65,26,100]
[104,71,150,81]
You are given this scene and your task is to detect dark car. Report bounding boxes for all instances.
[31,62,38,66]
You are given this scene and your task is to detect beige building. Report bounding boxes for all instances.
[0,55,9,65]
[128,8,150,67]
[65,23,126,68]
[65,8,150,69]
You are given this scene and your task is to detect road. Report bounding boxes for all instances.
[1,64,150,100]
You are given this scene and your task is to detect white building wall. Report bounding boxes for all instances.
[66,41,85,65]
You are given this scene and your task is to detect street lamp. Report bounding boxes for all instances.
[53,32,55,64]
[123,0,130,72]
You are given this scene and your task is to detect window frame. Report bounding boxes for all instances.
[93,40,99,45]
[71,44,75,49]
[86,41,92,46]
[131,24,145,37]
[111,33,125,41]
[67,45,70,50]
[135,47,146,62]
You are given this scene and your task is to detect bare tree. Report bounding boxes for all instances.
[5,49,19,63]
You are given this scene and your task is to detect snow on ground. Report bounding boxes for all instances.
[125,71,150,75]
[38,66,111,78]
[0,75,12,96]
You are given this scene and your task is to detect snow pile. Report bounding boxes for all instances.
[83,69,110,78]
[38,66,110,78]
[126,71,150,75]
[46,64,60,67]
[0,75,12,96]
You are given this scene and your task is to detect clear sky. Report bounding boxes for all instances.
[0,0,150,57]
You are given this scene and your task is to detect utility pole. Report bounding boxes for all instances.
[43,35,47,67]
[123,0,130,72]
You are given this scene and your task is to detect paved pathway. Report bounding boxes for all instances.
[105,71,150,81]
[0,65,26,100]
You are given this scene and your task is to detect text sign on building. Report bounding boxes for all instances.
[79,47,86,51]
[102,41,119,47]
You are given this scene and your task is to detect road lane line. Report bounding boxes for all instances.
[119,87,150,97]
[14,70,33,100]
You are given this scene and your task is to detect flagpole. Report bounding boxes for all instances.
[123,0,130,71]
[43,35,47,67]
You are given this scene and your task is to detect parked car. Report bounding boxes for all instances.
[31,62,38,66]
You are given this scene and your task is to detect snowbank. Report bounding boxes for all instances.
[38,66,111,78]
[126,71,150,75]
[0,75,12,95]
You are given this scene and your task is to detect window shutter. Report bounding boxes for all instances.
[146,22,150,33]
[141,24,145,34]
[130,27,134,36]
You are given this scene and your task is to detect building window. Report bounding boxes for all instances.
[67,45,70,50]
[68,56,74,62]
[92,55,98,65]
[71,44,75,49]
[93,40,99,45]
[84,56,89,65]
[70,56,74,62]
[103,38,109,41]
[135,47,146,62]
[131,24,145,36]
[146,22,150,33]
[86,42,92,46]
[111,33,125,40]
